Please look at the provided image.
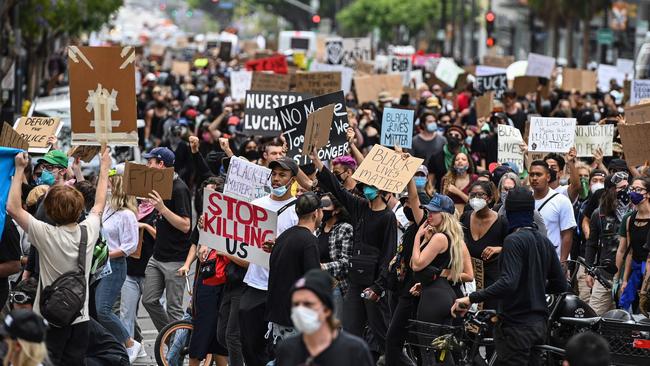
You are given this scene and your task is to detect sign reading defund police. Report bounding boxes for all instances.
[243,91,311,137]
[200,190,278,268]
[275,91,349,164]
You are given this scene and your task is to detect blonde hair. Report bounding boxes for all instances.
[26,185,49,208]
[433,212,465,284]
[108,175,138,215]
[3,339,48,366]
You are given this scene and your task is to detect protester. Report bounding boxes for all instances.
[563,332,611,366]
[441,151,477,214]
[8,279,36,311]
[331,155,359,193]
[0,219,21,307]
[409,110,447,165]
[0,309,48,366]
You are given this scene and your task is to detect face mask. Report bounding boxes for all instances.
[559,177,570,186]
[454,166,469,175]
[617,188,630,205]
[465,136,473,146]
[363,185,379,201]
[579,177,589,199]
[590,182,605,194]
[426,122,437,132]
[629,191,646,205]
[500,191,508,203]
[36,170,56,186]
[291,306,321,334]
[403,206,415,222]
[335,172,346,184]
[414,176,427,189]
[244,150,260,161]
[322,210,333,222]
[469,198,487,211]
[272,183,289,197]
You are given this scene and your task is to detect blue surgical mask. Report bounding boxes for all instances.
[426,122,437,132]
[36,170,56,186]
[465,136,473,146]
[414,176,427,189]
[272,184,289,197]
[363,185,379,201]
[454,166,469,175]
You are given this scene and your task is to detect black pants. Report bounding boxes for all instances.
[495,321,546,366]
[46,321,90,366]
[218,283,245,366]
[238,286,269,366]
[386,295,418,366]
[342,284,390,355]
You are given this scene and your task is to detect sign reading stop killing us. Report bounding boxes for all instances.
[200,189,277,268]
[528,117,576,153]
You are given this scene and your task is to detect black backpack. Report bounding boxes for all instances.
[39,225,88,327]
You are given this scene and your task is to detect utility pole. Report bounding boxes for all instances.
[441,0,447,55]
[13,1,22,120]
[460,0,466,63]
[471,0,477,60]
[451,0,457,58]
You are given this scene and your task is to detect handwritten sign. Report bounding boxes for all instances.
[482,55,514,69]
[243,91,310,136]
[497,125,525,173]
[388,56,412,74]
[0,122,28,151]
[309,62,353,94]
[200,190,277,268]
[293,72,342,95]
[380,108,414,148]
[434,58,464,87]
[230,70,252,102]
[224,157,272,202]
[476,73,507,98]
[624,102,650,125]
[354,74,403,104]
[616,58,634,77]
[13,117,62,153]
[631,80,650,106]
[575,125,614,157]
[245,55,288,74]
[303,104,336,158]
[525,53,555,78]
[276,91,349,164]
[352,145,423,193]
[123,161,174,200]
[251,72,291,92]
[326,37,372,66]
[528,117,576,153]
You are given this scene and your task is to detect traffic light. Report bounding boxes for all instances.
[486,10,496,47]
[312,14,321,24]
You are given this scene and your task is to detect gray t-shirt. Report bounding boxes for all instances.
[410,134,447,165]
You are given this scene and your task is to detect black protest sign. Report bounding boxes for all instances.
[476,73,507,98]
[275,91,350,164]
[243,91,311,137]
[218,41,232,61]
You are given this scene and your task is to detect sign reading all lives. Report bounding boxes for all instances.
[380,108,414,148]
[199,189,277,268]
[528,117,576,153]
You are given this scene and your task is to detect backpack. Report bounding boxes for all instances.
[39,225,88,328]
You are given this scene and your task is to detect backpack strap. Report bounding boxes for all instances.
[537,192,560,212]
[77,225,88,273]
[276,200,297,216]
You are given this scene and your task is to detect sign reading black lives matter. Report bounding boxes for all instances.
[243,91,311,137]
[275,91,350,164]
[476,73,507,98]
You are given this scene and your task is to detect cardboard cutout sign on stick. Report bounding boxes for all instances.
[575,125,614,157]
[619,122,650,166]
[224,157,272,202]
[68,145,101,163]
[251,72,291,92]
[354,74,403,104]
[13,117,62,153]
[200,189,278,268]
[351,145,423,194]
[123,161,174,200]
[528,117,576,153]
[0,122,28,151]
[243,91,310,136]
[303,104,336,158]
[68,46,138,146]
[380,108,414,148]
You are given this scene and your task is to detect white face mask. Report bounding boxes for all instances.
[469,197,487,211]
[590,182,605,194]
[290,306,321,334]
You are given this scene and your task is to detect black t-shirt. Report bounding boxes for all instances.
[267,226,320,326]
[427,152,448,193]
[318,230,332,263]
[627,216,650,263]
[126,210,157,277]
[0,219,21,306]
[461,212,508,292]
[153,178,192,262]
[276,331,374,366]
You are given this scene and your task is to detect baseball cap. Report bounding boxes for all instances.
[269,157,299,176]
[421,193,455,215]
[0,309,48,343]
[37,150,68,168]
[143,147,175,167]
[425,96,440,109]
[291,269,335,310]
[295,192,326,216]
[416,165,428,176]
[378,91,392,103]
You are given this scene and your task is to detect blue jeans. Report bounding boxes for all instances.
[120,275,145,338]
[95,257,129,343]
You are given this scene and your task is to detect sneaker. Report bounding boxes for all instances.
[127,340,142,363]
[137,344,147,358]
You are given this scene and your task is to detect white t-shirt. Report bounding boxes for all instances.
[243,195,298,291]
[535,188,576,258]
[28,214,100,324]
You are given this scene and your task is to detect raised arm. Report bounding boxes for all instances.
[346,127,364,167]
[90,148,112,216]
[7,152,31,231]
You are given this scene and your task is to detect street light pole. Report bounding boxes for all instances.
[13,0,22,120]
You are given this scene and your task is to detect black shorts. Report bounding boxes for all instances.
[188,281,228,359]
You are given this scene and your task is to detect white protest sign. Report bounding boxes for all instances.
[309,61,353,94]
[475,65,507,76]
[224,157,272,202]
[616,58,634,77]
[388,56,412,74]
[575,124,614,157]
[497,125,525,175]
[631,79,650,106]
[528,117,576,153]
[199,190,277,268]
[435,58,465,87]
[597,64,625,92]
[525,53,555,78]
[230,70,252,102]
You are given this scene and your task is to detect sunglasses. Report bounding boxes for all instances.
[9,291,31,305]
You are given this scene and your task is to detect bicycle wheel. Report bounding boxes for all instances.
[154,320,214,366]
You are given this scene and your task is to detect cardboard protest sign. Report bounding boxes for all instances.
[199,190,277,268]
[528,117,576,153]
[68,145,101,163]
[355,61,375,75]
[354,74,403,104]
[575,125,614,157]
[597,64,625,92]
[525,53,555,78]
[275,91,349,164]
[245,55,288,74]
[251,72,291,92]
[380,108,414,148]
[351,145,424,193]
[631,80,650,106]
[497,125,525,173]
[293,72,342,96]
[476,92,494,119]
[0,122,28,151]
[224,156,272,202]
[243,91,310,136]
[149,44,165,57]
[619,122,650,166]
[434,58,464,87]
[482,55,514,69]
[68,46,138,146]
[171,61,190,76]
[476,73,507,98]
[302,104,336,158]
[13,117,62,153]
[623,102,650,125]
[230,70,252,102]
[513,76,550,98]
[309,62,353,94]
[123,161,174,200]
[561,69,597,93]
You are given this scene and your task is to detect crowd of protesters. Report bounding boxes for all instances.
[1,36,648,366]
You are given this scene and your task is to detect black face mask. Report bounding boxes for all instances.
[403,206,415,222]
[447,137,462,152]
[244,150,260,161]
[334,172,346,183]
[322,210,334,222]
[617,188,630,205]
